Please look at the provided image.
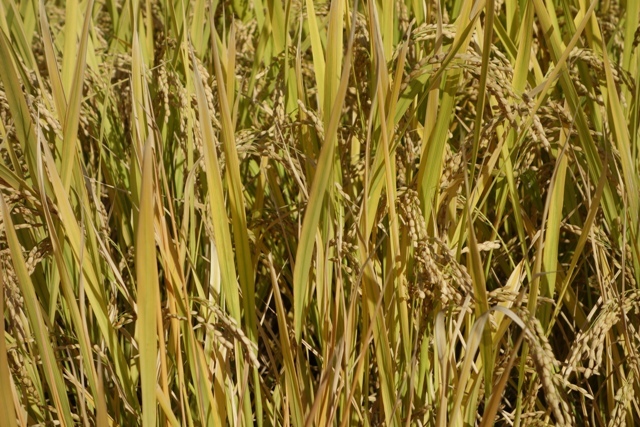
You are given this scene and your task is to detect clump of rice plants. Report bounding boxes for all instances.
[1,0,639,425]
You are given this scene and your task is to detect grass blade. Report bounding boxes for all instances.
[0,264,18,427]
[0,195,75,427]
[136,137,159,427]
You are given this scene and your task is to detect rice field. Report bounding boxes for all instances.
[1,0,639,425]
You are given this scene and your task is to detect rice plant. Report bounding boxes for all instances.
[1,0,639,425]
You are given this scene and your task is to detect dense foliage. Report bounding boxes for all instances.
[1,0,639,425]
